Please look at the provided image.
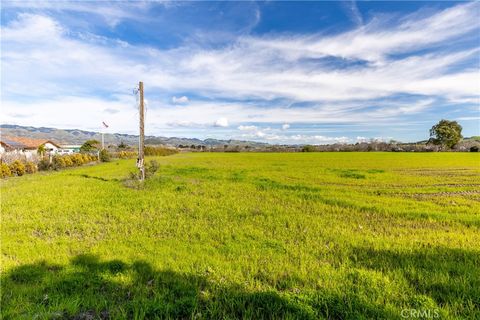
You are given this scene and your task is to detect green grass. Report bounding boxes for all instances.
[1,152,479,319]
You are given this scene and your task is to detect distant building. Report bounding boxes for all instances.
[1,137,26,153]
[58,145,82,155]
[0,136,60,158]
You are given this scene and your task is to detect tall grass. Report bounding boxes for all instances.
[1,153,479,319]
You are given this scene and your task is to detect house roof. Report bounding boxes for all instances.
[0,137,27,149]
[0,136,60,149]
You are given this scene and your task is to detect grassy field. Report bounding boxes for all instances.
[1,152,479,319]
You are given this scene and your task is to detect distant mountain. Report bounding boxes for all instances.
[0,124,269,147]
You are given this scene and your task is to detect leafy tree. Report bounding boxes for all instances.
[37,145,46,157]
[118,141,128,149]
[429,120,463,149]
[80,140,100,153]
[99,149,111,162]
[302,145,316,152]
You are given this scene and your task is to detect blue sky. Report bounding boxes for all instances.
[1,1,479,144]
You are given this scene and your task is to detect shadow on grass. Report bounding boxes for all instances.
[7,249,474,319]
[351,246,480,317]
[254,177,321,193]
[2,254,317,319]
[1,254,406,319]
[75,174,119,182]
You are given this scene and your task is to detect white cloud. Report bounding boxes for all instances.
[1,95,139,134]
[356,136,394,143]
[245,2,479,63]
[214,117,229,127]
[1,1,154,27]
[454,116,480,121]
[343,1,363,27]
[282,123,290,130]
[239,132,350,144]
[172,96,189,104]
[236,123,350,144]
[0,95,456,138]
[166,121,202,128]
[238,125,257,131]
[254,131,266,138]
[373,137,394,142]
[4,5,478,106]
[104,108,119,114]
[1,3,479,142]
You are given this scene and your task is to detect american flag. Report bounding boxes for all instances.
[102,121,109,128]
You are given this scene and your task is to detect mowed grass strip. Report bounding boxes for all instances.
[1,152,479,319]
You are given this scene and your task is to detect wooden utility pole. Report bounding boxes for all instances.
[138,81,145,181]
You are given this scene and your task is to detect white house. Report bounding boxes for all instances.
[0,136,61,159]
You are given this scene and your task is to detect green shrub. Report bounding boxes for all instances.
[78,154,86,165]
[118,151,137,159]
[71,154,84,166]
[144,146,178,156]
[53,156,66,168]
[99,149,111,162]
[124,160,159,188]
[9,160,26,176]
[24,162,37,174]
[37,159,51,171]
[302,145,316,152]
[1,163,12,178]
[69,155,77,166]
[145,160,159,179]
[64,156,74,167]
[82,154,90,163]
